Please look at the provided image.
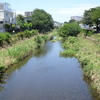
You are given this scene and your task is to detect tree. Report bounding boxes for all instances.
[82,6,100,32]
[69,19,76,23]
[58,23,81,37]
[16,14,25,30]
[91,6,100,32]
[31,9,54,33]
[16,14,24,24]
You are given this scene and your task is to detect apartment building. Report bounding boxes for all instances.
[0,2,16,32]
[25,11,33,17]
[24,11,33,22]
[70,16,82,22]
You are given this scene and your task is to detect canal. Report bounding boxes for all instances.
[0,40,97,100]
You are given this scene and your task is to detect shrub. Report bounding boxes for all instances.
[68,36,78,44]
[16,32,25,39]
[24,30,31,38]
[60,49,76,57]
[42,35,49,42]
[4,32,11,43]
[34,36,44,48]
[30,29,38,36]
[58,23,81,37]
[0,32,11,46]
[82,29,94,36]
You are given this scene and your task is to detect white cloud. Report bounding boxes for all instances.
[54,4,99,16]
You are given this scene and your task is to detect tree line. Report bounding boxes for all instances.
[58,6,100,37]
[82,6,100,32]
[16,9,54,33]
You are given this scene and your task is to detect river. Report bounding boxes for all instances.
[0,40,98,100]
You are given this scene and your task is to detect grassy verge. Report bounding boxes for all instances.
[61,35,100,94]
[0,32,53,74]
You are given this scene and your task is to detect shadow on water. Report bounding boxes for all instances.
[83,76,100,100]
[0,41,52,92]
[0,40,100,100]
[0,55,32,92]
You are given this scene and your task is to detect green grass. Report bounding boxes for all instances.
[62,35,100,94]
[60,49,76,57]
[0,32,52,74]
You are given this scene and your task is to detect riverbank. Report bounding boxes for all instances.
[61,34,100,96]
[0,31,53,74]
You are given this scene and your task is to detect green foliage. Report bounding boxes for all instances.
[67,36,78,43]
[4,23,10,29]
[58,23,81,37]
[31,9,54,33]
[16,32,25,39]
[30,29,38,36]
[62,35,100,93]
[34,36,43,44]
[42,35,49,42]
[24,30,31,38]
[28,23,32,29]
[69,19,76,23]
[82,29,94,36]
[11,24,15,30]
[0,32,11,46]
[24,29,38,38]
[24,22,29,29]
[16,14,25,30]
[82,6,100,31]
[17,14,24,23]
[81,59,90,66]
[60,49,76,57]
[34,36,44,48]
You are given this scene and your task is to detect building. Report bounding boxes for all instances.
[24,11,33,17]
[70,16,82,22]
[54,21,63,27]
[24,11,33,22]
[0,2,16,32]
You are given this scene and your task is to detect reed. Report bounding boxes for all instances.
[62,35,100,94]
[0,32,52,74]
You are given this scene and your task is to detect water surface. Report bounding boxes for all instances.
[0,41,94,100]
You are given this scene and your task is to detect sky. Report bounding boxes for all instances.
[1,0,100,22]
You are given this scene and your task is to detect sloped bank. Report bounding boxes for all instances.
[61,36,100,97]
[0,32,53,74]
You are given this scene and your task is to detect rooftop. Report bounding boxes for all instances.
[0,2,14,12]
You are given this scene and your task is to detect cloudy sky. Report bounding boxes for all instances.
[1,0,100,22]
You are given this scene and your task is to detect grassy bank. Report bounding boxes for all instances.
[0,31,53,74]
[61,35,100,95]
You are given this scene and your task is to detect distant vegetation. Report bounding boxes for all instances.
[82,6,100,32]
[58,23,81,37]
[16,9,54,33]
[31,9,54,33]
[56,7,100,95]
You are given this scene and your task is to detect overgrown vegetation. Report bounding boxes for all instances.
[56,20,100,95]
[60,34,100,95]
[60,49,76,57]
[0,29,53,74]
[58,23,81,37]
[0,29,38,47]
[31,9,54,33]
[82,6,100,32]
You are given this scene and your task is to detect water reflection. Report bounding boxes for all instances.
[0,54,34,92]
[0,75,6,92]
[0,41,99,100]
[83,76,100,100]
